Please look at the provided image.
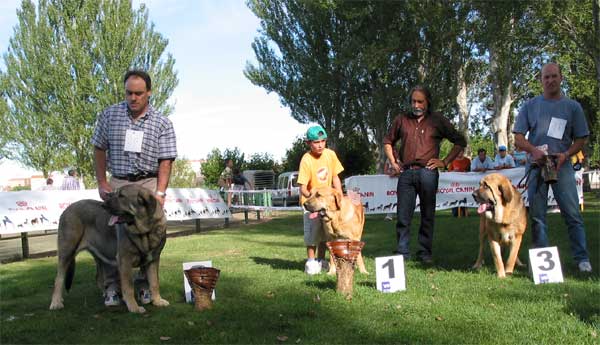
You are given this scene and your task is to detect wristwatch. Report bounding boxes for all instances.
[155,191,166,197]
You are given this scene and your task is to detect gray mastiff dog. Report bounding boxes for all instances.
[49,184,169,313]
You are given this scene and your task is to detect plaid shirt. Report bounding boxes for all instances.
[91,102,177,176]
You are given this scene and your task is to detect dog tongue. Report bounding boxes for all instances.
[108,215,120,226]
[308,212,319,220]
[477,204,488,214]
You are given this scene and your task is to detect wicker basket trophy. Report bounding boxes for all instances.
[326,240,365,298]
[184,266,220,311]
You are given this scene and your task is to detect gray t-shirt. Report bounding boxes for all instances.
[513,95,589,154]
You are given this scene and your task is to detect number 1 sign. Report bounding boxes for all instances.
[528,247,564,284]
[375,255,406,293]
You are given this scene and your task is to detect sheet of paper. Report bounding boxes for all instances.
[124,129,144,153]
[547,117,566,140]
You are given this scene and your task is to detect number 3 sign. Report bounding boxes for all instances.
[375,255,406,293]
[528,247,564,284]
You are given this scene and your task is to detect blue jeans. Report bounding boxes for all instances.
[528,162,589,263]
[395,168,439,259]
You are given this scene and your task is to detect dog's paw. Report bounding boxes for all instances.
[152,298,169,307]
[472,262,483,270]
[359,270,370,275]
[327,268,336,275]
[128,305,146,313]
[49,300,64,310]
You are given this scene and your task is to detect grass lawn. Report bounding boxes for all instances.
[1,193,598,344]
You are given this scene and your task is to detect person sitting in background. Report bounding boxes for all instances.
[512,147,528,167]
[448,149,470,217]
[471,148,494,172]
[40,178,56,190]
[493,145,516,169]
[571,150,584,171]
[61,169,81,190]
[448,148,471,172]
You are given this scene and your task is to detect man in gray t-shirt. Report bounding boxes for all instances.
[513,62,591,273]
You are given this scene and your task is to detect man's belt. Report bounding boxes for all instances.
[113,171,158,182]
[403,163,425,170]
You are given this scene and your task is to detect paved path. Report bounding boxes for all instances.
[0,212,269,263]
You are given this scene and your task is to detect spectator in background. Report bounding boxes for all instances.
[447,149,470,217]
[512,147,528,167]
[494,145,516,169]
[471,148,494,172]
[231,168,252,205]
[40,178,56,190]
[219,159,234,206]
[61,169,81,190]
[447,148,471,172]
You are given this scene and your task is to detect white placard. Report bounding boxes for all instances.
[547,117,567,140]
[529,247,564,284]
[183,261,216,302]
[375,255,406,293]
[124,129,144,152]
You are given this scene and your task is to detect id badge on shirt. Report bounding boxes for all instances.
[547,117,566,140]
[124,129,144,153]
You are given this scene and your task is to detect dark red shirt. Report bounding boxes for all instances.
[383,111,466,166]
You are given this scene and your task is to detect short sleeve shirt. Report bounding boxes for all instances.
[297,148,344,204]
[513,95,589,154]
[91,102,177,176]
[471,157,494,171]
[493,154,515,168]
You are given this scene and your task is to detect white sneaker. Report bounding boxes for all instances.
[104,290,121,307]
[384,214,393,221]
[304,259,321,275]
[578,261,592,273]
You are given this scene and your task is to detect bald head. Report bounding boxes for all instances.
[541,63,563,99]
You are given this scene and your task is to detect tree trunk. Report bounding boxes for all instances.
[489,45,513,149]
[455,65,470,151]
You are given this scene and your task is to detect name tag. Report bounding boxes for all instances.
[547,117,566,140]
[124,129,144,153]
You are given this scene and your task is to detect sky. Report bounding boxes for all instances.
[0,0,309,179]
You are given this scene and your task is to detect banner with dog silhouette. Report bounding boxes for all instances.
[345,167,583,215]
[0,188,230,234]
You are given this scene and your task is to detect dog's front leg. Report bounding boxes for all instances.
[488,240,506,278]
[505,236,523,275]
[356,253,369,274]
[146,259,169,307]
[119,257,145,313]
[472,218,486,269]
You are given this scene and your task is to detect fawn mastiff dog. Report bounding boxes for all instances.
[49,185,169,313]
[472,173,527,278]
[303,186,368,274]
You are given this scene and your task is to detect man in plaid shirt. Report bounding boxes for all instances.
[91,69,177,307]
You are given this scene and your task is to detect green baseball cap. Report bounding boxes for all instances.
[306,125,327,141]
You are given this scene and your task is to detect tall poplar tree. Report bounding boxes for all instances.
[0,0,178,183]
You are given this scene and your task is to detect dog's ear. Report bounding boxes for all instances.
[498,177,514,204]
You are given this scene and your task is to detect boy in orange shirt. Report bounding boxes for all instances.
[297,125,344,275]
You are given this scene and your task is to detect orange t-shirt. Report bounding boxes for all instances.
[297,148,344,204]
[448,157,471,172]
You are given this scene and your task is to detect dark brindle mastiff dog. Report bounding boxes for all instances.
[49,185,169,313]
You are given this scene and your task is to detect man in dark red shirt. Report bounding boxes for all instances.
[383,86,466,263]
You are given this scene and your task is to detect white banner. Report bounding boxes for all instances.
[345,167,583,215]
[0,188,230,235]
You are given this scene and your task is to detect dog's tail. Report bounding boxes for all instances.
[65,259,76,291]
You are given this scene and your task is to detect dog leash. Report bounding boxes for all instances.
[517,165,535,190]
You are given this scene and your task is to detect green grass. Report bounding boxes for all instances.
[1,194,599,344]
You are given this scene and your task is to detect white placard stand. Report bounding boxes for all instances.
[529,247,564,284]
[183,261,216,302]
[375,255,406,293]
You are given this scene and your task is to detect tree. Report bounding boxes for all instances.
[169,158,197,188]
[0,0,178,185]
[281,136,306,172]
